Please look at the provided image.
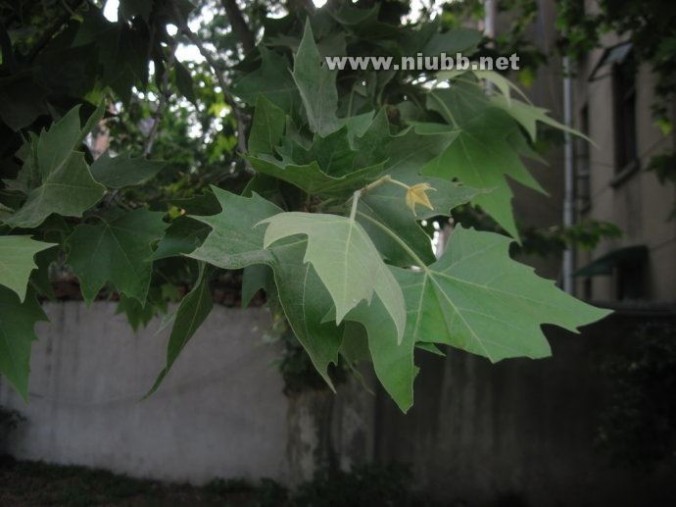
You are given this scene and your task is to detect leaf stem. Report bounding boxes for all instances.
[349,189,362,221]
[349,174,413,221]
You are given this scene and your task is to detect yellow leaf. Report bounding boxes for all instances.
[405,183,436,215]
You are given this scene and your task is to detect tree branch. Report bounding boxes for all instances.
[221,0,255,54]
[143,42,176,157]
[287,0,316,15]
[27,0,86,62]
[178,24,250,166]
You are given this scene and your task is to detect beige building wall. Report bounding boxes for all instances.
[573,29,676,303]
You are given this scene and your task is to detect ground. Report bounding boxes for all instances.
[0,456,278,507]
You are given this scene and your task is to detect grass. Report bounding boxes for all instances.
[0,455,283,507]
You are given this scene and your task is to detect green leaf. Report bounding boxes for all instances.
[248,96,286,156]
[422,107,545,238]
[491,95,590,143]
[0,287,48,400]
[90,152,168,189]
[0,72,48,130]
[345,289,418,412]
[422,28,482,57]
[152,216,210,260]
[66,209,168,304]
[234,47,299,113]
[174,60,196,104]
[146,263,214,396]
[116,290,165,332]
[356,176,480,266]
[3,106,106,229]
[382,124,457,177]
[97,23,149,103]
[187,187,283,269]
[260,212,405,339]
[241,264,273,308]
[247,147,385,198]
[292,23,340,136]
[270,240,344,388]
[0,236,56,301]
[392,226,611,361]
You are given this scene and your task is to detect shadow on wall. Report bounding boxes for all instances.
[374,306,676,507]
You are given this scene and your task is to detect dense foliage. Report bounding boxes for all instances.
[0,0,609,411]
[597,322,676,468]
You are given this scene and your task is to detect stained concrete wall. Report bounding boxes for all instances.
[375,309,676,507]
[0,302,290,484]
[2,303,675,507]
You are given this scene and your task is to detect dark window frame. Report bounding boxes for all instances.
[612,52,638,174]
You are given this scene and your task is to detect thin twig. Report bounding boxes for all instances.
[180,26,250,166]
[143,41,177,157]
[221,0,255,53]
[27,0,86,62]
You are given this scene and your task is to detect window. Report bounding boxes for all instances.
[616,257,646,300]
[613,52,638,172]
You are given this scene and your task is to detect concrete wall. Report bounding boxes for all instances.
[0,302,289,484]
[0,302,374,486]
[375,310,676,507]
[2,303,675,506]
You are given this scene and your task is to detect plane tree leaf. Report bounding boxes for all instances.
[3,106,106,229]
[270,240,344,388]
[491,95,589,143]
[0,236,56,301]
[392,226,611,362]
[260,211,405,339]
[356,176,481,266]
[247,155,386,198]
[66,209,168,304]
[152,217,211,260]
[422,106,545,239]
[248,96,286,155]
[344,286,418,413]
[233,47,300,114]
[90,152,169,189]
[292,22,340,136]
[0,288,48,400]
[146,263,214,396]
[187,187,283,269]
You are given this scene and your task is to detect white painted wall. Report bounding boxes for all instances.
[0,302,290,484]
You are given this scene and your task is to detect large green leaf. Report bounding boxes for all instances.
[66,209,168,304]
[292,23,340,136]
[247,155,385,198]
[90,152,168,189]
[392,226,611,361]
[260,212,405,339]
[356,176,481,266]
[152,217,210,260]
[147,264,214,396]
[345,290,418,412]
[0,236,56,301]
[491,95,588,143]
[248,96,286,155]
[96,23,149,104]
[270,240,344,388]
[422,107,545,238]
[3,106,106,229]
[0,287,48,400]
[187,187,283,269]
[234,47,299,113]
